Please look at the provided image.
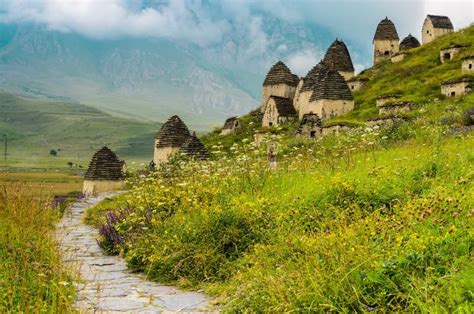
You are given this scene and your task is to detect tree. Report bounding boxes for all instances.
[67,161,74,168]
[50,149,57,156]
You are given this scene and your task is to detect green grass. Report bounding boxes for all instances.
[347,26,474,123]
[86,124,474,312]
[0,91,158,169]
[204,26,474,150]
[85,27,474,312]
[0,186,76,312]
[0,171,83,196]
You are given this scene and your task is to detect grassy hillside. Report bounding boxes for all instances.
[202,26,474,150]
[0,92,159,169]
[85,28,474,312]
[88,124,473,312]
[346,25,474,123]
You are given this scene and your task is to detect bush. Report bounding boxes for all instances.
[463,106,474,126]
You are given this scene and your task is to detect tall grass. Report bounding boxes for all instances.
[0,185,75,312]
[87,124,473,312]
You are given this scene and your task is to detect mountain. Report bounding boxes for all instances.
[0,91,158,168]
[0,21,337,130]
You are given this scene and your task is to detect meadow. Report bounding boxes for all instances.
[0,171,82,312]
[84,26,474,312]
[86,123,474,312]
[0,186,78,312]
[0,91,157,169]
[1,22,473,314]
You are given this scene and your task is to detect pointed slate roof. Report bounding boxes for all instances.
[268,96,297,116]
[322,39,355,73]
[301,63,329,92]
[373,17,399,41]
[263,61,299,87]
[85,146,123,181]
[400,34,420,51]
[300,113,322,127]
[309,69,353,102]
[442,77,473,85]
[155,115,191,148]
[180,133,209,160]
[426,15,453,29]
[223,116,240,129]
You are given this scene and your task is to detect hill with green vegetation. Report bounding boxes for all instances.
[0,92,158,169]
[202,25,474,149]
[84,27,473,312]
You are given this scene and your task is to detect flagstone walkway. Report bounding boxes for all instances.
[56,193,212,313]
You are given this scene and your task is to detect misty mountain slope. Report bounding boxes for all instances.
[0,91,158,162]
[0,25,258,128]
[0,21,336,129]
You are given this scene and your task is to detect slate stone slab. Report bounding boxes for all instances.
[56,192,213,313]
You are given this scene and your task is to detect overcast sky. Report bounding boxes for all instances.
[0,0,472,73]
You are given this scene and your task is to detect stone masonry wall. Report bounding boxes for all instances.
[440,47,463,63]
[292,79,304,110]
[376,96,400,107]
[379,104,411,115]
[321,125,352,136]
[261,84,296,112]
[83,180,125,197]
[300,99,355,120]
[347,80,367,92]
[391,53,407,63]
[338,71,354,81]
[422,20,452,44]
[294,90,312,113]
[373,39,399,64]
[441,82,471,98]
[462,59,474,74]
[154,143,180,165]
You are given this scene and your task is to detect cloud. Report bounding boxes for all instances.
[422,0,473,31]
[0,0,472,70]
[286,48,323,76]
[0,0,230,46]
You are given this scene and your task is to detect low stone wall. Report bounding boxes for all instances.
[300,99,354,120]
[379,102,412,115]
[320,124,353,136]
[347,79,368,92]
[440,46,463,63]
[441,80,472,98]
[366,116,405,127]
[376,95,401,107]
[462,57,474,74]
[391,52,408,63]
[299,125,320,138]
[82,180,125,197]
[154,145,180,165]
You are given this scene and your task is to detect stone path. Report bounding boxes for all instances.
[56,193,212,313]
